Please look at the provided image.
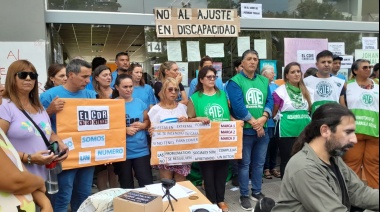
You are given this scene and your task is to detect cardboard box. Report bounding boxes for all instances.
[113,191,162,212]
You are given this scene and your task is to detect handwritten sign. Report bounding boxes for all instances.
[341,55,354,69]
[241,3,262,19]
[57,99,126,170]
[328,42,345,55]
[0,42,47,94]
[150,121,243,165]
[155,8,240,38]
[362,37,378,50]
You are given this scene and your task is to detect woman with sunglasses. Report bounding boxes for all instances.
[343,59,379,189]
[187,66,231,212]
[188,56,224,96]
[154,61,188,105]
[91,65,119,191]
[148,77,189,182]
[0,80,53,212]
[112,74,153,188]
[0,60,68,181]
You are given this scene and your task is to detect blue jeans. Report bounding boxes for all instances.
[239,133,269,196]
[54,166,95,212]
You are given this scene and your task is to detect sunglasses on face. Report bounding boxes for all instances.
[205,75,217,80]
[362,66,372,70]
[16,71,38,80]
[167,87,179,93]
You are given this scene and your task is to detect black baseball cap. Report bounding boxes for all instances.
[333,55,343,61]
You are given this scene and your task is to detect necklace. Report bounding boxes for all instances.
[357,79,374,90]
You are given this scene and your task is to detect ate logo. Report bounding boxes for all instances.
[245,88,263,108]
[205,104,224,118]
[316,81,333,98]
[360,93,374,106]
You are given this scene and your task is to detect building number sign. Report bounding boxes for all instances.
[147,42,162,53]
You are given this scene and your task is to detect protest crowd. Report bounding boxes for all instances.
[0,48,379,212]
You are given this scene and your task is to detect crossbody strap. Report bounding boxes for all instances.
[0,128,24,170]
[20,110,50,147]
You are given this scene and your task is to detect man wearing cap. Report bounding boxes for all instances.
[331,55,347,81]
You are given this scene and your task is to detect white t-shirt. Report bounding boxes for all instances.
[148,103,188,123]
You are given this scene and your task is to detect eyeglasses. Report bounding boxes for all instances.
[205,75,218,80]
[16,72,38,80]
[362,65,372,70]
[167,87,179,93]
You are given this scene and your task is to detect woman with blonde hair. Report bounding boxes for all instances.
[148,77,189,181]
[153,61,188,105]
[272,62,313,178]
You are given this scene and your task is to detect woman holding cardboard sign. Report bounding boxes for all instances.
[148,77,190,182]
[112,74,153,188]
[91,65,119,191]
[187,66,231,212]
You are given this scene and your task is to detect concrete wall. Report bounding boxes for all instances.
[0,0,46,42]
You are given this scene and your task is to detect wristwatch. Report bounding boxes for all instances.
[27,154,32,165]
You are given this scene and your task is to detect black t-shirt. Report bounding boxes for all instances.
[325,158,350,209]
[153,81,185,102]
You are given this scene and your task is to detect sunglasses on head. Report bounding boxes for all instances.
[16,71,38,80]
[168,87,179,93]
[205,75,217,80]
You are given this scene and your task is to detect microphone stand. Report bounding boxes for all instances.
[162,187,178,211]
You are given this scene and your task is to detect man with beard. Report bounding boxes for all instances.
[272,103,379,212]
[111,52,130,88]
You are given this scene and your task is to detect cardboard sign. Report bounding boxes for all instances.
[155,8,240,38]
[150,121,243,165]
[57,99,126,170]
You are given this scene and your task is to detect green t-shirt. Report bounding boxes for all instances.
[190,90,230,121]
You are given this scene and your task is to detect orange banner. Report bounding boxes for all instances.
[150,121,243,165]
[57,99,126,170]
